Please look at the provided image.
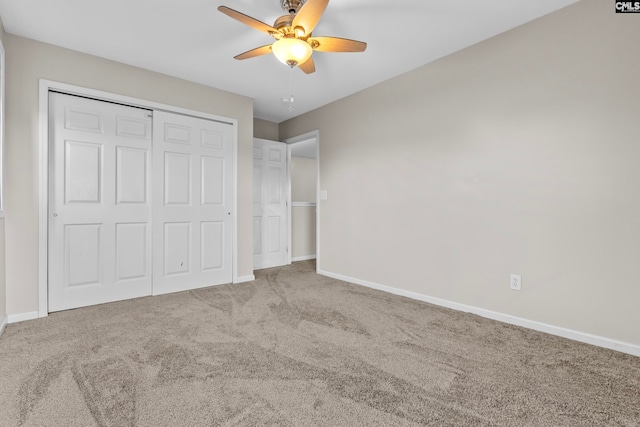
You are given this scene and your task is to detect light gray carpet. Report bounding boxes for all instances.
[0,260,638,426]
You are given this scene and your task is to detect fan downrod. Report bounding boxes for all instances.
[280,0,306,14]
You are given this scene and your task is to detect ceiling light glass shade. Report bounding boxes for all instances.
[272,38,312,67]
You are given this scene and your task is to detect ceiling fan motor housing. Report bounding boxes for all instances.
[281,0,305,14]
[273,15,294,31]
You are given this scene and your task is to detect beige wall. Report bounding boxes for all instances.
[292,208,315,259]
[291,157,316,202]
[4,34,254,316]
[0,18,6,323]
[280,0,640,346]
[253,118,279,141]
[291,156,316,259]
[0,218,5,322]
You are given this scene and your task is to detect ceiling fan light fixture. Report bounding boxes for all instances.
[219,0,366,74]
[272,38,312,67]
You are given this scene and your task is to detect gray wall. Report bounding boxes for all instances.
[280,0,640,346]
[291,157,316,202]
[3,34,254,316]
[0,218,4,324]
[253,118,279,141]
[0,17,6,325]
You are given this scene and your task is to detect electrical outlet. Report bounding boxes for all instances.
[510,274,522,291]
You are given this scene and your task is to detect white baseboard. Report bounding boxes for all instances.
[0,315,7,336]
[292,255,317,262]
[7,311,40,324]
[235,274,255,284]
[319,269,640,358]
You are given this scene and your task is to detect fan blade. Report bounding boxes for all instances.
[310,36,367,52]
[234,45,273,60]
[218,6,279,36]
[291,0,328,36]
[298,57,316,74]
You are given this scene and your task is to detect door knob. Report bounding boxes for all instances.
[53,213,58,217]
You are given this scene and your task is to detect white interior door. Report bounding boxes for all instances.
[253,138,288,270]
[48,92,153,312]
[152,110,233,294]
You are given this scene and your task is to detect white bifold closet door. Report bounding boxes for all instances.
[48,92,153,312]
[152,111,233,295]
[49,93,234,312]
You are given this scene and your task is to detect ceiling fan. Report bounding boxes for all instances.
[218,0,367,74]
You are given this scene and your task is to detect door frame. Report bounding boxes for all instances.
[37,79,240,317]
[284,130,319,272]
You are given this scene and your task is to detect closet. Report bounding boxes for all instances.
[48,92,234,311]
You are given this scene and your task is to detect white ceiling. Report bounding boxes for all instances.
[0,0,579,123]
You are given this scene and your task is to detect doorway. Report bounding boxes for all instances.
[285,131,319,270]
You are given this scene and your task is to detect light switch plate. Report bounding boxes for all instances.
[320,190,328,200]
